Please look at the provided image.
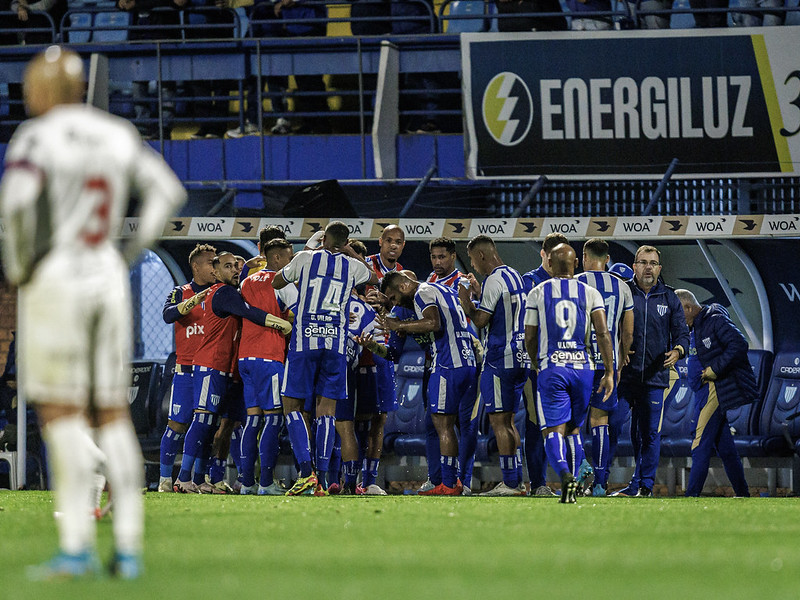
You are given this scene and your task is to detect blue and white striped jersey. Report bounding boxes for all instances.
[477,265,530,369]
[414,282,476,370]
[525,277,604,371]
[280,249,372,354]
[574,270,634,370]
[346,294,376,370]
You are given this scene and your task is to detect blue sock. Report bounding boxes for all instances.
[177,414,213,482]
[355,420,370,462]
[440,455,457,488]
[286,411,313,478]
[425,412,441,485]
[208,457,225,485]
[329,431,342,488]
[500,454,519,488]
[259,414,283,487]
[515,447,524,486]
[362,458,380,487]
[315,415,335,489]
[240,414,264,487]
[544,431,570,477]
[159,426,185,478]
[592,425,609,488]
[344,460,359,488]
[566,433,585,478]
[229,425,243,476]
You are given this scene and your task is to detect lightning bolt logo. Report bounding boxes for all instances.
[482,72,533,147]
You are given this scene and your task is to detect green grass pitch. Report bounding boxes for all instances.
[1,491,798,599]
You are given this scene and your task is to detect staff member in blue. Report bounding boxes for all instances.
[613,245,689,498]
[675,289,752,498]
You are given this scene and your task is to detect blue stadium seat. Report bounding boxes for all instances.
[748,349,774,403]
[659,360,696,457]
[384,350,427,455]
[443,1,489,33]
[670,0,695,28]
[757,351,800,455]
[67,12,93,44]
[93,11,131,42]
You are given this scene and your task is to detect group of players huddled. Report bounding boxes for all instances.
[157,221,636,502]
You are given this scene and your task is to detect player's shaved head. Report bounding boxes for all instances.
[380,224,405,242]
[549,243,578,278]
[24,46,85,117]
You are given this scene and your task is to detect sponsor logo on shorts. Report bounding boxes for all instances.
[550,350,587,363]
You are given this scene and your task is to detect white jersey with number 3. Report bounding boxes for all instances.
[0,104,185,283]
[0,104,185,406]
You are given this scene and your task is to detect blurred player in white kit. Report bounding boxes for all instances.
[0,46,186,580]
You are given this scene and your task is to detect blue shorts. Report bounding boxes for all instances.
[480,363,527,414]
[193,366,231,413]
[219,379,245,423]
[282,348,348,402]
[168,368,195,423]
[239,358,284,411]
[588,369,618,412]
[374,355,398,413]
[353,366,378,418]
[427,366,477,415]
[337,370,358,421]
[535,366,594,429]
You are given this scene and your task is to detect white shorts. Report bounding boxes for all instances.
[18,248,133,409]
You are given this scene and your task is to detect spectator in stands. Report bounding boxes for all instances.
[567,0,613,29]
[690,0,729,26]
[117,0,184,139]
[732,0,784,25]
[275,0,331,133]
[520,232,569,497]
[675,289,753,497]
[495,0,567,32]
[626,0,671,28]
[186,0,238,138]
[157,243,217,493]
[612,245,689,498]
[524,244,615,504]
[227,0,294,137]
[9,0,66,44]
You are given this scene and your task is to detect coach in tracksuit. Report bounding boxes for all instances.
[615,246,689,498]
[676,290,753,497]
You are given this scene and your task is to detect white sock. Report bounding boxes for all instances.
[43,414,96,555]
[98,418,144,555]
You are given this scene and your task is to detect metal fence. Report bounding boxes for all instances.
[129,250,175,361]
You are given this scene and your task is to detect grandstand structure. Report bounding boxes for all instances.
[1,5,800,495]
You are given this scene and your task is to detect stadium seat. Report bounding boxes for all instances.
[659,360,696,457]
[748,349,774,403]
[384,350,427,455]
[670,0,695,28]
[93,11,131,42]
[66,12,93,44]
[443,1,490,33]
[757,351,800,455]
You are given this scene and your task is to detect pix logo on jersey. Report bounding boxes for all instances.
[481,72,533,146]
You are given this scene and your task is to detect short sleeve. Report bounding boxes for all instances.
[276,282,298,312]
[622,284,634,312]
[351,258,372,286]
[280,251,310,283]
[478,272,503,315]
[524,288,540,327]
[414,284,437,319]
[586,286,605,313]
